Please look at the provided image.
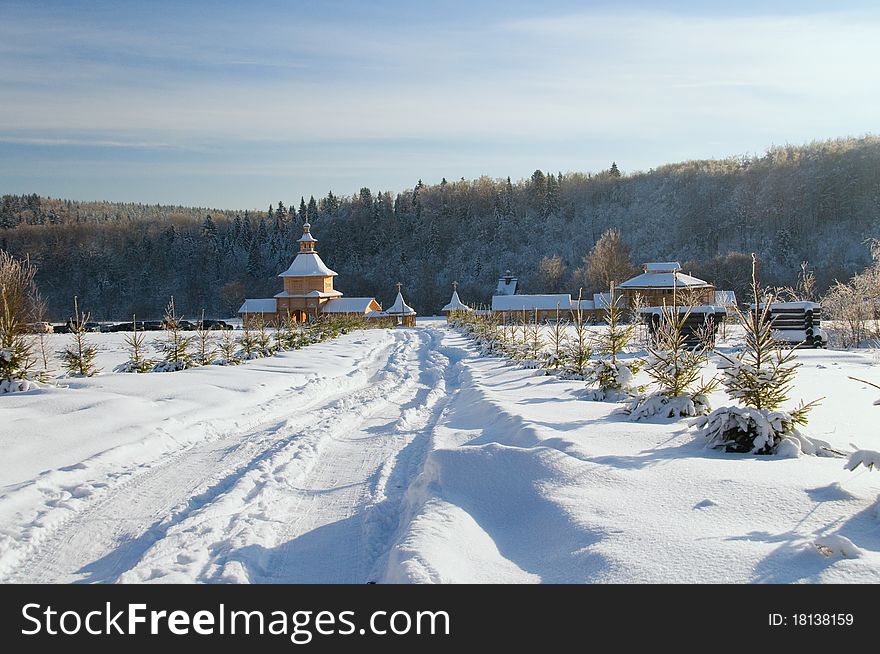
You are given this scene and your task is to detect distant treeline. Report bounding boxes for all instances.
[2,136,879,320]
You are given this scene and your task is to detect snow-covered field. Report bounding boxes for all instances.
[1,320,879,583]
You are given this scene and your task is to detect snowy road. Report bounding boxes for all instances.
[2,325,463,583]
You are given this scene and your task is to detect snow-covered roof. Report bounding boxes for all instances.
[274,290,342,298]
[492,294,572,311]
[714,290,737,306]
[441,290,471,313]
[367,310,387,319]
[279,252,338,277]
[238,298,277,314]
[386,292,416,315]
[321,297,378,314]
[495,271,518,296]
[619,271,711,289]
[644,262,681,273]
[572,299,595,311]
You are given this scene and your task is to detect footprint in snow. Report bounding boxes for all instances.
[694,499,719,510]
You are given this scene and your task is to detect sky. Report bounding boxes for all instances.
[0,0,878,209]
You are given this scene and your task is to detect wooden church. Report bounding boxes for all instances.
[239,221,382,322]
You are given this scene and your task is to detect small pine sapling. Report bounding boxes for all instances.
[693,255,827,456]
[194,311,217,366]
[562,289,593,379]
[623,303,718,419]
[114,314,154,373]
[542,304,569,372]
[61,296,100,377]
[521,309,543,368]
[153,296,193,372]
[239,318,261,359]
[584,283,642,401]
[217,326,241,365]
[256,315,275,356]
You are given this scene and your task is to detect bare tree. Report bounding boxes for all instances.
[577,228,637,292]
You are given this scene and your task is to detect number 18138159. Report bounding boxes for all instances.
[769,613,854,627]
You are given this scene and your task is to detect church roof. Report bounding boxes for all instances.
[441,290,471,313]
[238,298,277,314]
[386,291,416,315]
[279,252,338,277]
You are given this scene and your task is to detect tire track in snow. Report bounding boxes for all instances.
[7,333,405,583]
[120,327,459,584]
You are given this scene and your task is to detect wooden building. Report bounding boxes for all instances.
[618,262,715,307]
[239,221,381,322]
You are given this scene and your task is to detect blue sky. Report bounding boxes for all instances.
[1,0,878,209]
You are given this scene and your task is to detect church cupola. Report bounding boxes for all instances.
[298,221,318,253]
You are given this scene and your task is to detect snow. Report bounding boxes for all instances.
[278,252,338,277]
[238,298,277,314]
[491,294,571,312]
[1,325,879,583]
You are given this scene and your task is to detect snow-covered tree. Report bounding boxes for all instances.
[61,296,99,377]
[584,283,642,401]
[694,255,824,456]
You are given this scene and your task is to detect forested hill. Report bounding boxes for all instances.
[2,136,879,320]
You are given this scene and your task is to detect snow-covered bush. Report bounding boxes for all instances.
[114,315,154,373]
[152,297,193,372]
[584,283,642,401]
[61,296,100,377]
[623,304,717,419]
[694,255,823,455]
